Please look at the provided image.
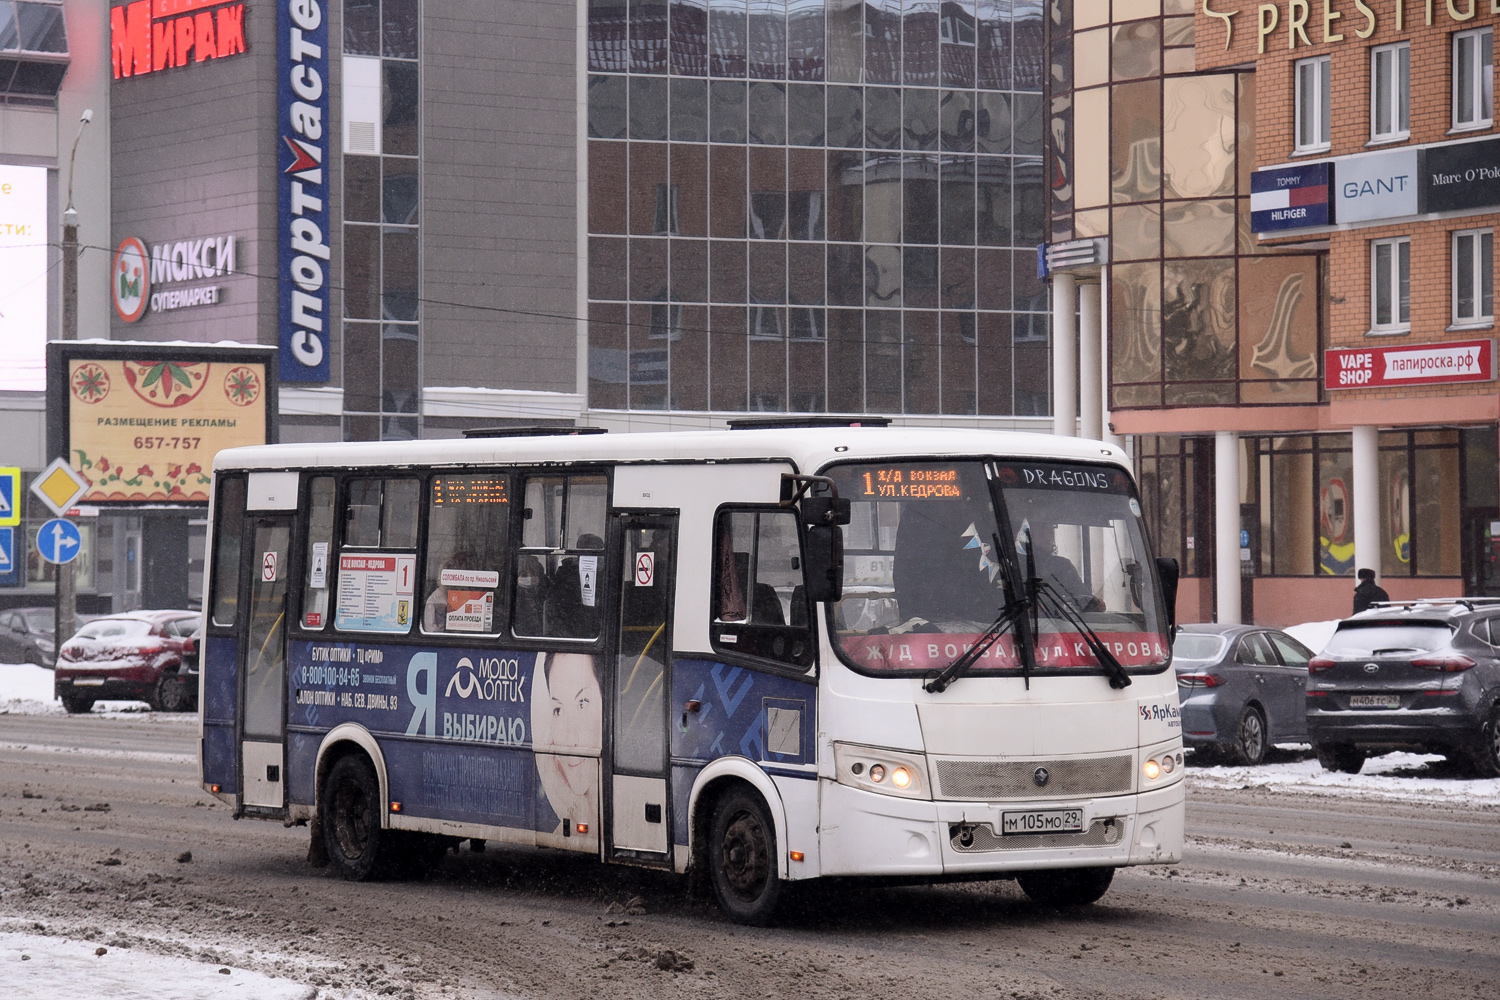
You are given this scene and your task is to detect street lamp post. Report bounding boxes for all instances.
[55,109,91,648]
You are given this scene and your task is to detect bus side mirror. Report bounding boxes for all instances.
[803,524,845,605]
[800,495,851,527]
[1155,557,1179,631]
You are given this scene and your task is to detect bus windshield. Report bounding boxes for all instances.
[826,459,1170,678]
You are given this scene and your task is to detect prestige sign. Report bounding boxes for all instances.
[277,0,331,382]
[1325,339,1496,389]
[111,0,248,79]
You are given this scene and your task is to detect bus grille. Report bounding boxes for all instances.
[932,755,1134,800]
[950,818,1124,853]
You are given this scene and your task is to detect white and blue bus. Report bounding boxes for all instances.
[199,421,1184,923]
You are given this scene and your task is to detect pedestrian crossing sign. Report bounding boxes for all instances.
[0,467,19,527]
[0,527,17,587]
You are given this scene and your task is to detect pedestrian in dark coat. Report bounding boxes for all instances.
[1353,568,1389,614]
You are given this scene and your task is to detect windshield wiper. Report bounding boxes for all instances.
[922,597,1027,694]
[1030,579,1132,690]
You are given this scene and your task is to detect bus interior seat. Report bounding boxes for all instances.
[789,584,806,627]
[753,583,785,625]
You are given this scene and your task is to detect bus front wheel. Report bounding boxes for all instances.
[1016,866,1115,907]
[708,787,783,926]
[321,755,396,880]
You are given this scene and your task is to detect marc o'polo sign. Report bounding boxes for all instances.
[1424,137,1500,215]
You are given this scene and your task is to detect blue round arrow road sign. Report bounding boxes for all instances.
[37,517,82,565]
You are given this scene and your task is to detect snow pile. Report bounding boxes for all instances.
[0,932,316,1000]
[0,661,154,716]
[1188,751,1500,807]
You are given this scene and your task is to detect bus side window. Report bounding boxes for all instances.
[301,476,335,630]
[210,476,247,628]
[514,475,607,640]
[711,508,814,669]
[422,473,510,636]
[335,477,421,634]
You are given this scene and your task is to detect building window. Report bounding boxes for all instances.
[1453,229,1494,325]
[1453,28,1494,130]
[1294,55,1331,153]
[1370,237,1411,334]
[1370,43,1409,141]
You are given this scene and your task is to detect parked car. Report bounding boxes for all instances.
[53,610,201,714]
[0,607,57,666]
[1173,624,1313,765]
[1307,599,1500,776]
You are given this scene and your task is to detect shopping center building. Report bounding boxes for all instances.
[2,0,1056,612]
[1043,0,1500,624]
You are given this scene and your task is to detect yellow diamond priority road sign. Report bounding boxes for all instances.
[30,458,91,518]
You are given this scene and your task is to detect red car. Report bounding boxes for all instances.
[53,611,201,714]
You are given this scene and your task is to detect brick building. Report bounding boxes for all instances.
[1044,0,1500,625]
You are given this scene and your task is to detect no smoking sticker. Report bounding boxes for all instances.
[262,551,278,582]
[634,551,655,587]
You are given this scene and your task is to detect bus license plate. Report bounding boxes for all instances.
[1349,694,1400,709]
[1002,808,1084,835]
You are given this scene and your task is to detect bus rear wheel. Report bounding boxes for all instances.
[1017,866,1115,907]
[321,755,397,880]
[708,787,782,926]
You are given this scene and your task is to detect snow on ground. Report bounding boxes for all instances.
[0,661,156,717]
[1187,750,1500,807]
[0,931,317,1000]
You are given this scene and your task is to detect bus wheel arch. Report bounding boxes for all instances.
[687,760,790,886]
[314,724,391,824]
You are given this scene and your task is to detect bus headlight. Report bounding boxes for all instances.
[1143,758,1161,780]
[833,743,930,800]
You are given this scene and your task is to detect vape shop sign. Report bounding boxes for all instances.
[1325,339,1495,390]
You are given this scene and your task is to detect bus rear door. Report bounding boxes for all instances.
[607,513,677,862]
[238,473,296,812]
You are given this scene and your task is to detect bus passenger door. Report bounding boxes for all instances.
[607,513,677,861]
[239,516,292,810]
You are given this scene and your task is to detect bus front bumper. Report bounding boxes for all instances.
[817,778,1184,877]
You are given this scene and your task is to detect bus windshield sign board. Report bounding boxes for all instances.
[1325,339,1496,389]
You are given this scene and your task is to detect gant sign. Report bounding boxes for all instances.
[111,1,248,80]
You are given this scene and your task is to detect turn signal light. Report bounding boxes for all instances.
[390,802,402,812]
[1309,657,1337,673]
[210,784,220,793]
[576,823,588,834]
[1160,754,1176,774]
[868,764,887,783]
[789,851,805,862]
[1412,655,1476,672]
[1143,759,1161,780]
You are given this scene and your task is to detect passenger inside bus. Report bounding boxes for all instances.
[1023,521,1103,613]
[513,555,549,635]
[422,550,479,632]
[543,534,604,638]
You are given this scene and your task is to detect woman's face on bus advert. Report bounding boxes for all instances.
[532,652,602,831]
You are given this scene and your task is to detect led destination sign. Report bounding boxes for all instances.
[858,467,965,499]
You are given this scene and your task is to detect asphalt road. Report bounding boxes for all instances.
[1,713,1496,999]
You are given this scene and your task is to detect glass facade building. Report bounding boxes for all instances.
[585,0,1053,415]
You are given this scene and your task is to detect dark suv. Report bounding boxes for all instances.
[1307,600,1500,776]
